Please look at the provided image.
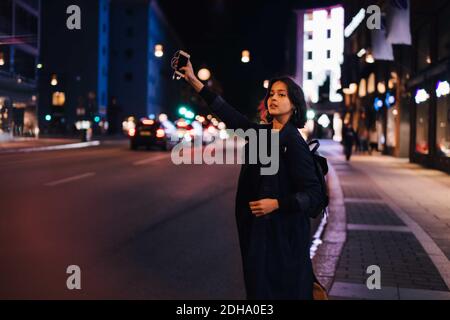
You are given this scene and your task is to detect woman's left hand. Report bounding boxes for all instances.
[249,199,279,217]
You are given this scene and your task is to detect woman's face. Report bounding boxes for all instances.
[267,81,293,118]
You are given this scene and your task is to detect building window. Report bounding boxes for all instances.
[307,51,312,60]
[415,100,430,154]
[327,50,331,59]
[327,29,331,38]
[124,72,133,82]
[306,31,313,40]
[436,90,450,157]
[52,92,65,106]
[307,72,313,80]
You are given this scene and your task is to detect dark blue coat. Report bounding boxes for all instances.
[199,87,323,300]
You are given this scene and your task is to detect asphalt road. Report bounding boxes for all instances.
[0,140,246,299]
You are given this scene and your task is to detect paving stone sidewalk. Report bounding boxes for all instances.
[313,141,450,300]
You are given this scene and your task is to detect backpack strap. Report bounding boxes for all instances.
[308,139,320,154]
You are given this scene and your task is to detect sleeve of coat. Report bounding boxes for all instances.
[277,132,323,216]
[198,86,258,131]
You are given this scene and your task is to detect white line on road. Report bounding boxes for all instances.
[1,140,101,154]
[45,172,96,187]
[133,154,170,166]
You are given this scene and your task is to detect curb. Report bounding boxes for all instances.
[312,162,347,292]
[0,140,101,154]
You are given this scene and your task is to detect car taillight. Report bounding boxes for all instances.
[156,128,165,138]
[128,128,136,137]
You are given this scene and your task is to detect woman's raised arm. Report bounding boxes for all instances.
[179,60,258,131]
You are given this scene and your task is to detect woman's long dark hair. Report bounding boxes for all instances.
[263,76,307,128]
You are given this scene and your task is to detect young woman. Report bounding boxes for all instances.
[179,60,324,300]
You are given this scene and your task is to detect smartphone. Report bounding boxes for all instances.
[174,50,190,78]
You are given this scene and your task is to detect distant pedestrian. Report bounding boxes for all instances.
[369,128,378,155]
[343,124,356,161]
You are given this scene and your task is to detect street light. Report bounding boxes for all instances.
[197,68,211,81]
[241,50,250,63]
[155,44,163,57]
[50,74,58,86]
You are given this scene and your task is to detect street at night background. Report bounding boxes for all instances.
[1,0,450,300]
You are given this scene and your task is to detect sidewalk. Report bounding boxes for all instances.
[313,140,450,300]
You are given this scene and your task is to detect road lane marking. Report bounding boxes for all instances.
[1,140,100,154]
[133,154,170,166]
[45,172,96,187]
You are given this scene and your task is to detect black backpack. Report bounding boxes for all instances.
[307,139,329,219]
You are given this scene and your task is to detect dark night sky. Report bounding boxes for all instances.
[159,0,340,118]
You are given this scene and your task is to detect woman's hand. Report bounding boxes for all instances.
[249,199,279,217]
[177,60,204,93]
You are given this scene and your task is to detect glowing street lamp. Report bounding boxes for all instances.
[197,68,211,81]
[50,74,58,86]
[154,44,163,57]
[241,50,250,63]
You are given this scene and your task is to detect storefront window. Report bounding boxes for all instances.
[415,101,429,154]
[436,94,450,157]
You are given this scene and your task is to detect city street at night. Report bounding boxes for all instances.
[1,0,450,308]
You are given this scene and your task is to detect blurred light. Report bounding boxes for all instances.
[149,113,155,120]
[343,83,357,95]
[52,91,65,106]
[158,113,168,122]
[415,89,430,104]
[241,50,250,63]
[356,48,366,58]
[263,80,269,89]
[198,68,211,81]
[156,128,165,138]
[377,82,386,94]
[197,116,205,123]
[0,52,5,66]
[128,128,136,137]
[307,110,316,120]
[45,114,52,121]
[367,73,375,93]
[344,8,365,37]
[207,114,212,120]
[385,92,395,106]
[94,116,101,123]
[37,63,43,69]
[392,109,398,116]
[155,44,163,57]
[142,119,154,125]
[426,56,431,64]
[318,114,330,128]
[75,120,91,130]
[184,133,192,142]
[374,97,383,111]
[17,77,22,84]
[218,122,226,130]
[178,106,187,115]
[219,129,229,140]
[50,74,58,86]
[185,111,195,119]
[32,95,37,102]
[365,53,375,64]
[436,80,450,98]
[358,78,367,97]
